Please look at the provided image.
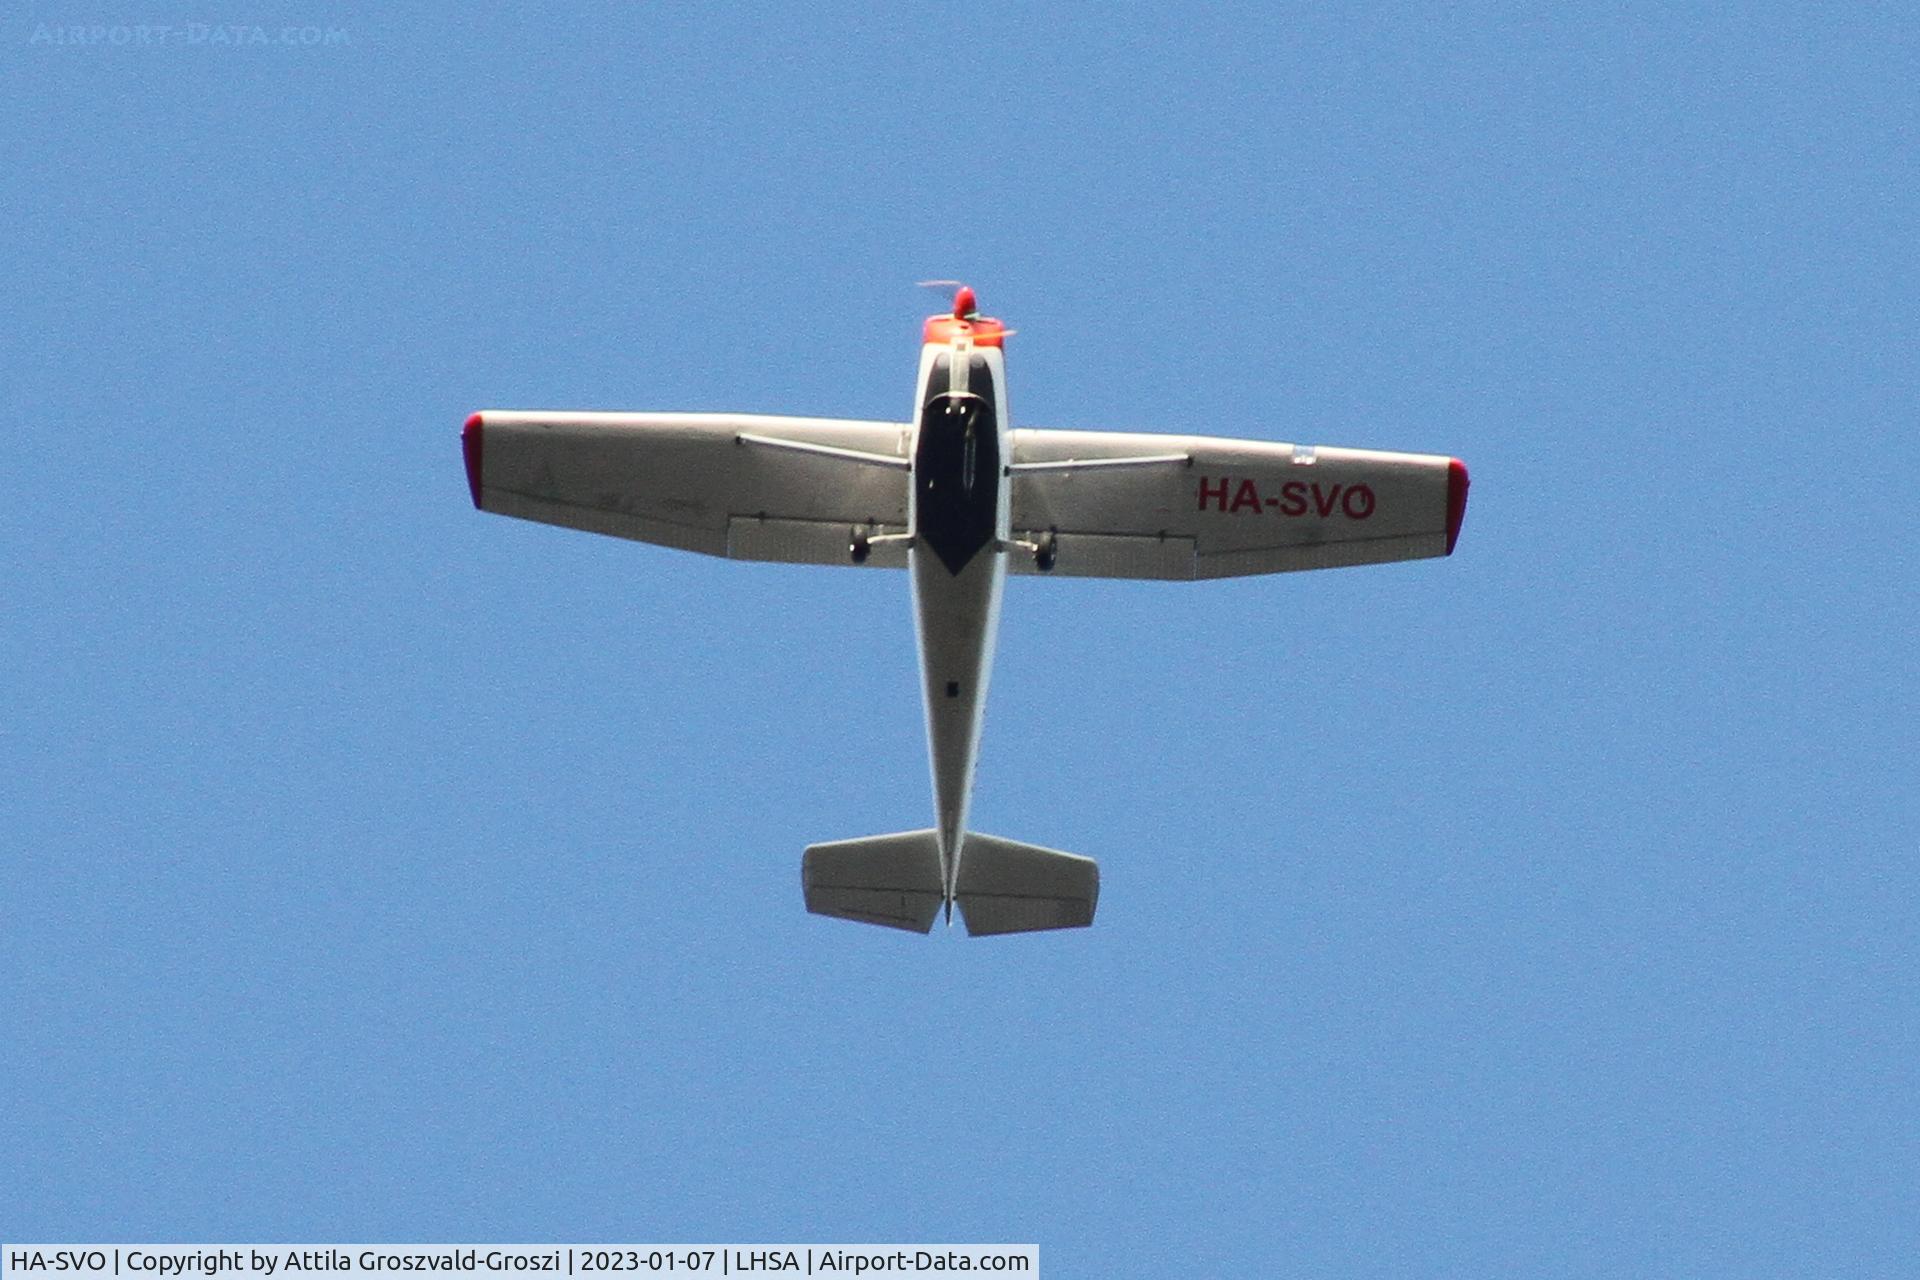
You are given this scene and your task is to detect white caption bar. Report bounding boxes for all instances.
[3,1248,1037,1279]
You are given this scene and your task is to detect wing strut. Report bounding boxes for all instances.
[736,432,912,470]
[1007,453,1191,474]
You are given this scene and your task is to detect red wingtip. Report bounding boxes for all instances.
[462,413,484,509]
[953,285,977,319]
[1445,458,1470,555]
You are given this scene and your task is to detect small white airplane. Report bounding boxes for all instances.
[463,286,1468,937]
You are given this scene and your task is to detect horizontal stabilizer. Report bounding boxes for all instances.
[802,829,944,933]
[955,834,1099,936]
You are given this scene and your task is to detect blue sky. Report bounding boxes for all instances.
[3,4,1915,1274]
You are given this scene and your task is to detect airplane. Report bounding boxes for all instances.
[461,285,1468,937]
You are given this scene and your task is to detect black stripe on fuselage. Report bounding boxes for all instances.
[914,353,1001,576]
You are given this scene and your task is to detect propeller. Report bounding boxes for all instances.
[917,280,980,320]
[915,281,1013,336]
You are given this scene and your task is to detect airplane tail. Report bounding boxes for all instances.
[802,829,1098,937]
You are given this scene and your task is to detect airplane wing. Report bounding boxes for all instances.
[1007,428,1468,580]
[463,412,915,568]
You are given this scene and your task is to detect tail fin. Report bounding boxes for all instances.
[801,830,1097,937]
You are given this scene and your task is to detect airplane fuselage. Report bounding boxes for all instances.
[907,332,1011,897]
